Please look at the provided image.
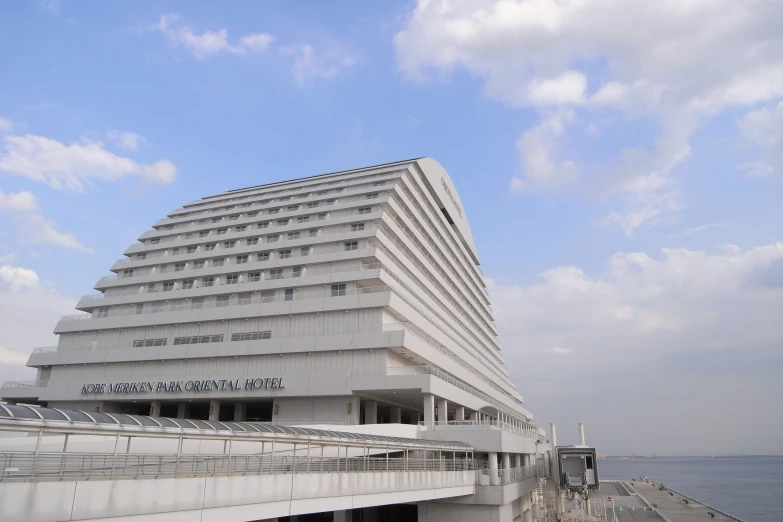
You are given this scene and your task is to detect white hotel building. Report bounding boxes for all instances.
[2,158,547,522]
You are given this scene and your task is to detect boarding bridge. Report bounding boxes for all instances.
[0,405,478,522]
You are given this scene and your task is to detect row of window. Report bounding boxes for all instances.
[122,241,361,279]
[133,330,274,347]
[170,179,385,220]
[142,221,368,256]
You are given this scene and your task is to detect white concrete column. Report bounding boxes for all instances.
[502,452,511,483]
[209,399,220,421]
[436,398,448,422]
[176,403,190,419]
[423,394,435,424]
[233,403,246,422]
[150,400,161,417]
[333,509,353,522]
[390,407,402,424]
[489,452,499,486]
[455,405,465,421]
[514,454,523,468]
[348,396,360,425]
[363,400,377,425]
[578,422,586,445]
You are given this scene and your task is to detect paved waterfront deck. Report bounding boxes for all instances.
[623,480,736,522]
[594,482,666,522]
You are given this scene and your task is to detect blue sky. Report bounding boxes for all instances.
[1,1,782,455]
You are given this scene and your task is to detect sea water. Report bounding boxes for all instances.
[599,456,783,522]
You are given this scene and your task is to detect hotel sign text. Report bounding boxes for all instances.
[81,377,286,395]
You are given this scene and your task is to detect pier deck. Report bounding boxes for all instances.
[628,481,735,522]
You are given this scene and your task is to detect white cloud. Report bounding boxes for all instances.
[0,190,37,213]
[738,101,783,177]
[0,117,13,133]
[669,223,723,238]
[17,214,94,253]
[0,190,91,252]
[152,14,273,59]
[395,0,783,231]
[40,0,61,16]
[0,133,177,191]
[0,261,76,382]
[285,44,356,86]
[511,110,579,192]
[490,241,783,453]
[107,130,146,151]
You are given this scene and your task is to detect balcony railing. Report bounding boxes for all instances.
[59,285,391,322]
[477,465,538,486]
[417,420,539,440]
[33,322,411,355]
[0,380,48,389]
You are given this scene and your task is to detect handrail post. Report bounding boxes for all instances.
[176,436,183,477]
[110,433,120,478]
[270,440,275,474]
[60,433,69,477]
[31,428,43,479]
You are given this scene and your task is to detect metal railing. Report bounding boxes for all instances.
[60,285,392,322]
[35,321,411,354]
[0,380,48,389]
[418,420,539,440]
[0,453,478,481]
[477,465,537,486]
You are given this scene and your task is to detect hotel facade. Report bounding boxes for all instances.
[2,158,546,522]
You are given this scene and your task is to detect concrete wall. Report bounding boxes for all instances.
[0,470,475,522]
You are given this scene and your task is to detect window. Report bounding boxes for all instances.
[279,196,291,201]
[331,284,346,297]
[205,243,217,251]
[122,269,134,278]
[247,237,259,245]
[317,213,326,220]
[268,234,280,242]
[279,249,292,259]
[174,263,186,272]
[192,298,205,309]
[373,181,386,186]
[172,248,180,255]
[150,238,160,245]
[326,199,336,205]
[288,231,300,240]
[173,335,224,345]
[366,193,379,199]
[212,258,225,267]
[277,219,289,226]
[269,208,280,214]
[298,216,310,223]
[217,295,230,307]
[164,225,174,230]
[247,211,258,218]
[307,202,319,208]
[186,246,197,254]
[163,282,175,291]
[137,253,147,260]
[257,252,270,262]
[133,338,167,348]
[236,255,249,264]
[199,230,209,237]
[231,331,271,341]
[270,268,283,280]
[358,206,371,214]
[248,271,261,282]
[297,193,309,199]
[293,266,303,277]
[301,247,310,256]
[309,229,318,237]
[351,223,365,231]
[224,241,236,248]
[194,260,205,269]
[229,214,240,221]
[147,284,157,293]
[237,292,252,305]
[216,228,228,235]
[212,217,222,223]
[235,225,246,232]
[185,233,193,239]
[135,303,144,314]
[226,274,239,285]
[96,307,109,318]
[284,288,294,301]
[287,205,299,212]
[344,241,359,251]
[182,279,194,289]
[258,221,269,229]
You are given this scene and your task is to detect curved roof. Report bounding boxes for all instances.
[0,404,472,450]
